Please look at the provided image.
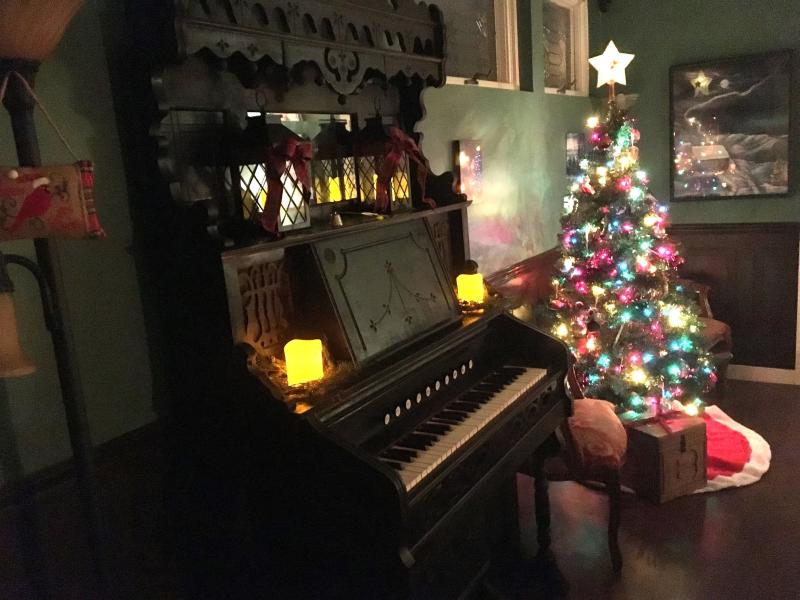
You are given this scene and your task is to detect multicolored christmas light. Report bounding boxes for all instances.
[551,42,716,419]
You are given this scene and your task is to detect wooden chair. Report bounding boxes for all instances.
[677,278,733,396]
[529,367,627,573]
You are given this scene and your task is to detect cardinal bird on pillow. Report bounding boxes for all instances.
[0,169,53,234]
[0,163,105,240]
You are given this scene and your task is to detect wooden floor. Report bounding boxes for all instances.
[2,379,798,598]
[487,379,800,600]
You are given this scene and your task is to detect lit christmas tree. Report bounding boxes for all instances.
[551,42,716,419]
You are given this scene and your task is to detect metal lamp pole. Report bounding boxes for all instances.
[0,58,110,598]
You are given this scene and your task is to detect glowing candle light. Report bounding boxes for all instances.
[285,339,324,386]
[456,273,485,304]
[327,178,343,202]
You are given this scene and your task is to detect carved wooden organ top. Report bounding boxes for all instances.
[141,0,471,411]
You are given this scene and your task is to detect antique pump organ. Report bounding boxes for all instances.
[118,0,571,597]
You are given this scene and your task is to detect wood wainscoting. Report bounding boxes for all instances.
[670,223,800,371]
[487,223,800,376]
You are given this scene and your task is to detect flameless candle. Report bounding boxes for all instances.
[456,273,485,304]
[327,178,342,202]
[284,338,324,386]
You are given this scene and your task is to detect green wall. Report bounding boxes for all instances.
[419,0,597,275]
[592,0,800,224]
[7,0,792,483]
[0,1,154,483]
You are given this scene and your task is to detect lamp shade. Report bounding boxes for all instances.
[0,0,84,61]
[0,294,36,378]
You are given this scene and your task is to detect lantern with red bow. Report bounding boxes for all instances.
[354,116,414,213]
[228,115,313,234]
[311,119,357,205]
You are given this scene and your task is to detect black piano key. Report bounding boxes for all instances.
[430,417,461,426]
[449,401,480,413]
[380,459,404,470]
[486,373,516,385]
[382,448,417,462]
[397,439,426,450]
[438,410,469,422]
[418,423,450,435]
[399,432,437,449]
[463,400,485,409]
[474,384,503,393]
[482,380,507,388]
[462,392,492,403]
[485,372,511,381]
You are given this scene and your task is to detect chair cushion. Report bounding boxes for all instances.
[699,317,732,352]
[566,398,628,473]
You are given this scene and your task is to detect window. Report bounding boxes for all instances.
[543,0,588,96]
[438,0,519,90]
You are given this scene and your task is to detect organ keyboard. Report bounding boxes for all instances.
[382,365,548,491]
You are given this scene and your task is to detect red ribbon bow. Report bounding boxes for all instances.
[261,137,313,233]
[376,127,436,213]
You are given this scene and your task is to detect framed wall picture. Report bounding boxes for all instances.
[543,0,589,96]
[453,140,483,201]
[438,0,519,90]
[670,51,792,201]
[565,132,587,177]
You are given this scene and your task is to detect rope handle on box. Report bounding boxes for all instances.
[0,71,80,162]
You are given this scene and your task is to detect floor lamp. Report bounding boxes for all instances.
[0,3,111,595]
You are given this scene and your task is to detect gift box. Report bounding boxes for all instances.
[621,414,706,503]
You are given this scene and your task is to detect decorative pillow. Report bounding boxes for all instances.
[566,398,628,472]
[0,161,105,240]
[698,317,732,353]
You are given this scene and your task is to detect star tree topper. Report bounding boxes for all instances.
[589,41,635,91]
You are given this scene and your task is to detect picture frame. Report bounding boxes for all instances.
[440,0,519,90]
[543,0,589,96]
[453,140,483,201]
[669,50,792,201]
[565,132,587,177]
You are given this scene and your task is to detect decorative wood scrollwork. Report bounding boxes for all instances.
[239,259,292,352]
[428,214,454,276]
[175,0,444,94]
[224,250,294,356]
[150,0,448,219]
